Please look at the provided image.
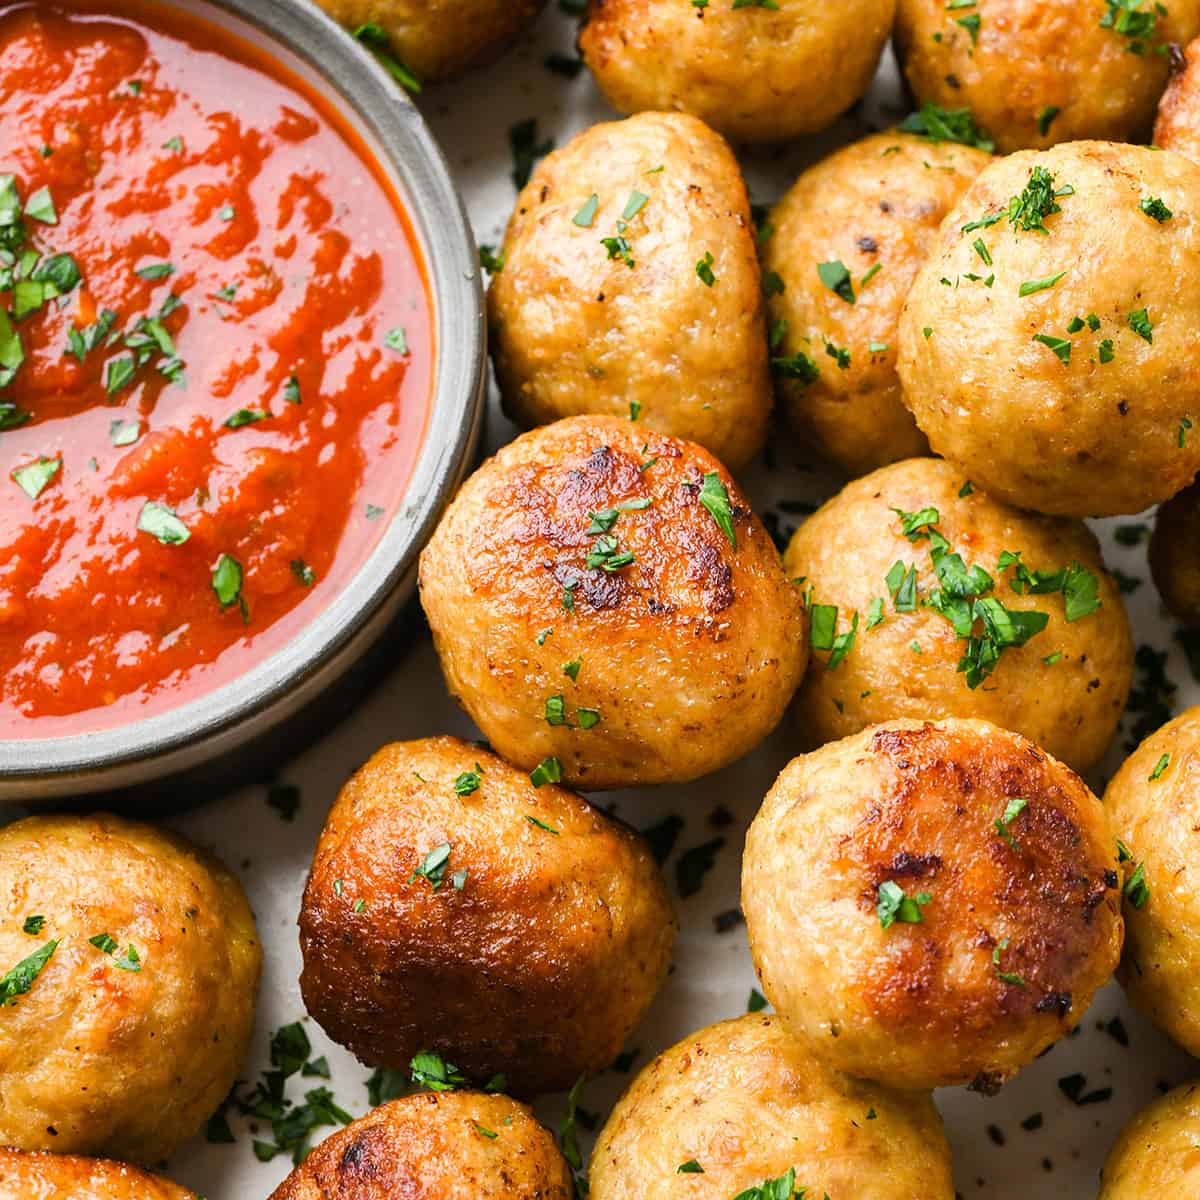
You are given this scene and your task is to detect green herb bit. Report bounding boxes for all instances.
[877,880,930,929]
[526,815,561,835]
[530,756,563,787]
[699,471,736,548]
[409,842,452,890]
[1140,196,1173,222]
[0,939,58,1005]
[137,500,190,545]
[410,1050,467,1092]
[1129,307,1154,343]
[992,936,1027,987]
[994,796,1028,850]
[12,455,60,500]
[573,194,599,228]
[897,102,995,152]
[1019,269,1067,297]
[1149,752,1170,781]
[354,22,422,93]
[817,259,855,304]
[696,250,717,287]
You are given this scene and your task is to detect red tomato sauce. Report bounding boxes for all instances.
[0,2,432,737]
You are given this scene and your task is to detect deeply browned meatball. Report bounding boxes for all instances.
[0,1149,194,1200]
[269,1091,573,1200]
[419,416,808,789]
[299,737,675,1096]
[742,718,1123,1092]
[311,0,546,83]
[1156,37,1200,164]
[1150,481,1200,628]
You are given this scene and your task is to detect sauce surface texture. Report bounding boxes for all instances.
[0,2,432,737]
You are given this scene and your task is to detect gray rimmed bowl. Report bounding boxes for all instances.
[0,0,486,804]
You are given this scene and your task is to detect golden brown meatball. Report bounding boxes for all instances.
[311,0,545,83]
[895,0,1200,153]
[1099,1081,1200,1197]
[898,141,1200,517]
[742,718,1123,1092]
[579,0,896,145]
[0,1149,194,1200]
[299,736,675,1095]
[764,132,990,477]
[783,458,1133,773]
[0,814,261,1163]
[589,1014,954,1200]
[418,416,808,789]
[1156,38,1200,163]
[488,113,770,471]
[1105,707,1200,1056]
[1150,480,1200,628]
[269,1090,573,1200]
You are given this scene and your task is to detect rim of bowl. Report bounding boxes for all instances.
[0,0,486,785]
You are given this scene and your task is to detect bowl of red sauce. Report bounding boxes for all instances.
[0,0,485,800]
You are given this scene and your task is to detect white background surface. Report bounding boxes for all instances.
[93,4,1200,1196]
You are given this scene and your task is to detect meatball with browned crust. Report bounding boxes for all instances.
[1099,1081,1200,1197]
[311,0,545,83]
[764,132,990,477]
[299,736,675,1096]
[0,1149,194,1200]
[1155,38,1200,164]
[419,416,808,789]
[0,814,260,1163]
[579,0,895,145]
[1150,481,1200,628]
[895,0,1200,153]
[1105,706,1200,1056]
[742,718,1123,1092]
[784,458,1133,774]
[270,1091,573,1200]
[898,141,1200,517]
[488,113,770,471]
[590,1014,954,1200]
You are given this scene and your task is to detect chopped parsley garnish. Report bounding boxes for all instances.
[956,11,982,43]
[410,842,453,890]
[0,402,30,431]
[1140,196,1173,223]
[12,456,60,500]
[21,916,44,936]
[1100,0,1165,53]
[211,554,244,612]
[223,408,268,429]
[530,756,563,787]
[771,350,820,384]
[1037,106,1061,136]
[353,22,422,92]
[1149,752,1170,781]
[217,204,235,222]
[817,259,855,304]
[136,262,174,281]
[992,937,1027,987]
[411,1049,467,1091]
[573,194,599,228]
[291,559,316,587]
[877,880,930,928]
[454,765,484,795]
[0,939,58,1005]
[731,1168,809,1200]
[137,500,190,545]
[1129,307,1154,343]
[897,102,995,151]
[696,251,717,287]
[1180,417,1193,447]
[478,244,505,274]
[384,326,408,355]
[109,418,139,447]
[1019,270,1067,297]
[284,375,301,404]
[1033,333,1071,363]
[677,1160,705,1174]
[698,471,736,548]
[994,796,1028,850]
[526,815,561,835]
[809,603,838,651]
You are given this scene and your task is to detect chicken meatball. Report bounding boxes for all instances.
[1099,1081,1200,1197]
[764,132,990,477]
[783,458,1133,773]
[898,141,1200,517]
[579,0,895,145]
[299,736,675,1095]
[418,416,808,789]
[1156,37,1200,163]
[0,1149,194,1200]
[894,0,1200,153]
[270,1091,573,1200]
[1150,481,1200,628]
[1105,707,1200,1055]
[589,1014,954,1200]
[0,814,261,1162]
[488,112,770,471]
[312,0,545,83]
[742,718,1123,1091]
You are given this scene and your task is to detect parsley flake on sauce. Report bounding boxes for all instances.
[12,456,60,500]
[211,554,244,610]
[137,501,190,545]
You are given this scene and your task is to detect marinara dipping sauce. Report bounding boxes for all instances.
[0,2,432,737]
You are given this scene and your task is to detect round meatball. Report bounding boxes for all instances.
[299,736,676,1095]
[1105,707,1200,1055]
[270,1091,573,1200]
[895,0,1200,153]
[783,458,1133,773]
[1150,481,1200,628]
[0,1149,194,1199]
[418,416,808,789]
[589,1014,954,1200]
[312,0,545,82]
[764,132,990,477]
[742,718,1124,1092]
[898,141,1200,517]
[0,814,261,1162]
[579,0,895,145]
[1156,38,1200,163]
[1099,1081,1200,1197]
[488,113,770,470]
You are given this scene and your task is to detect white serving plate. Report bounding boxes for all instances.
[70,6,1199,1196]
